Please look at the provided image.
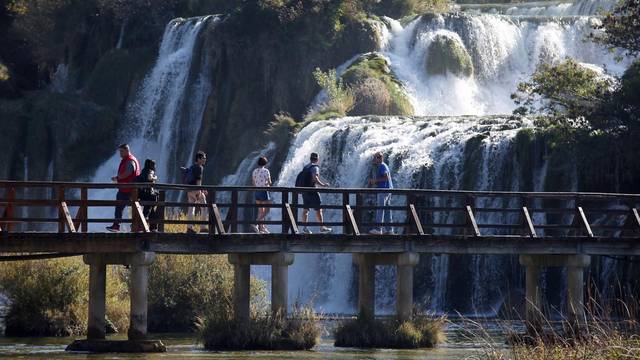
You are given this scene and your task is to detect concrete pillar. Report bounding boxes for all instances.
[396,252,419,322]
[128,265,149,340]
[233,263,251,323]
[524,265,541,325]
[271,264,288,316]
[87,263,106,340]
[357,254,375,319]
[567,259,588,325]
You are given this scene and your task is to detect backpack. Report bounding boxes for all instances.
[295,165,318,187]
[181,165,195,185]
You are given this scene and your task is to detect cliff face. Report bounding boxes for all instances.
[196,15,380,183]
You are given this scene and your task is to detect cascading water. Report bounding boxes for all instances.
[87,16,218,227]
[267,0,632,315]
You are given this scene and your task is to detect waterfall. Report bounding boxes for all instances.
[382,3,628,116]
[87,15,218,229]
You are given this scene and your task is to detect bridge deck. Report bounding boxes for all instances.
[1,181,639,258]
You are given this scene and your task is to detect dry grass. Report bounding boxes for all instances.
[334,315,446,348]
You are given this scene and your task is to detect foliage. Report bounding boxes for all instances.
[306,67,355,121]
[511,59,615,121]
[0,63,9,82]
[198,305,320,350]
[425,33,474,77]
[265,112,298,150]
[590,0,640,56]
[617,59,640,115]
[342,53,414,116]
[372,0,452,18]
[334,315,446,348]
[0,257,129,337]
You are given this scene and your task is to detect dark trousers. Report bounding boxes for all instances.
[114,191,131,225]
[140,193,159,231]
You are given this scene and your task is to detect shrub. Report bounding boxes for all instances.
[334,315,446,348]
[0,257,129,337]
[198,305,320,350]
[307,67,355,121]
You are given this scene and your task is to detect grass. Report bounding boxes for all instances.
[334,315,446,348]
[0,257,130,337]
[198,305,321,350]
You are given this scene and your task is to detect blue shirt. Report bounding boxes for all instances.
[376,163,393,189]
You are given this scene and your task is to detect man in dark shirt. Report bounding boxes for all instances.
[187,151,207,234]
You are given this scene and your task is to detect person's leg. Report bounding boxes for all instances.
[114,191,129,225]
[255,200,265,231]
[384,193,393,233]
[187,191,197,231]
[198,192,208,232]
[375,192,385,232]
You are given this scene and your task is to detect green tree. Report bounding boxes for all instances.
[511,59,615,120]
[591,0,640,56]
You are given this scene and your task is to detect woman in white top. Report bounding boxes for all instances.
[252,156,272,233]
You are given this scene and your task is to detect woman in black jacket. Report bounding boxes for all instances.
[138,159,159,231]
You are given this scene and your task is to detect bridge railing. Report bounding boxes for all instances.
[1,181,639,238]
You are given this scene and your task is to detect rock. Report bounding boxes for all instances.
[342,53,414,116]
[425,33,474,77]
[66,339,166,353]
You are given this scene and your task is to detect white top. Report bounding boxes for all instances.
[252,167,271,187]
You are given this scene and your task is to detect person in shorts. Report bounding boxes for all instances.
[252,156,272,233]
[300,153,332,234]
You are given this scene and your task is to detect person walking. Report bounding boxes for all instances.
[183,151,208,234]
[296,152,332,234]
[368,152,394,235]
[138,159,159,231]
[251,156,272,234]
[106,144,140,232]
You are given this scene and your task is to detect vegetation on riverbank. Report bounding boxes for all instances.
[198,305,320,350]
[0,257,129,337]
[334,315,446,348]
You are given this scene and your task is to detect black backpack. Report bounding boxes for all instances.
[295,165,318,187]
[181,165,195,185]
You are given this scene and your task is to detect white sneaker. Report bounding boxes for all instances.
[369,228,383,235]
[303,227,313,234]
[260,227,270,234]
[250,225,260,233]
[320,226,333,234]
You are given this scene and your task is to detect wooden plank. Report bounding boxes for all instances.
[342,192,351,234]
[465,205,481,237]
[57,187,66,233]
[60,202,76,233]
[345,205,360,236]
[633,208,640,229]
[281,190,289,234]
[133,201,150,233]
[230,190,238,233]
[409,204,425,236]
[210,204,226,235]
[522,207,537,238]
[157,190,166,233]
[284,203,299,235]
[576,207,594,238]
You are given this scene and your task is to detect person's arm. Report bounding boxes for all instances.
[370,172,390,185]
[267,171,272,186]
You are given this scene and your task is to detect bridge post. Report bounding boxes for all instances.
[354,254,375,319]
[128,264,149,340]
[566,255,591,326]
[87,262,107,340]
[397,252,419,322]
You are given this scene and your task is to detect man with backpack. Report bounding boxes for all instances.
[106,144,140,232]
[295,152,332,234]
[182,151,208,234]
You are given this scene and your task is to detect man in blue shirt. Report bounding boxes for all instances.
[368,152,394,235]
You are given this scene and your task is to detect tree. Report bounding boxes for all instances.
[511,59,615,120]
[591,0,640,56]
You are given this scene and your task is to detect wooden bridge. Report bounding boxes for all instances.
[1,181,640,352]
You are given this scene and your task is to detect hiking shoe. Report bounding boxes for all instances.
[186,228,197,234]
[384,230,395,235]
[369,228,383,235]
[320,226,333,234]
[106,224,120,232]
[260,228,270,234]
[303,227,312,234]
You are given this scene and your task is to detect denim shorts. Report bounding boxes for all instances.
[255,191,271,201]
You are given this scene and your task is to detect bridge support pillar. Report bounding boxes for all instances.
[353,252,418,321]
[67,252,164,353]
[519,254,591,328]
[228,253,294,321]
[87,263,106,340]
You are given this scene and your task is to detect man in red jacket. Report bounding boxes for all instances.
[107,144,140,232]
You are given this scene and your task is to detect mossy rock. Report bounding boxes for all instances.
[425,33,473,78]
[342,53,414,116]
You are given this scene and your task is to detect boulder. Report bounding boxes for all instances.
[425,33,474,77]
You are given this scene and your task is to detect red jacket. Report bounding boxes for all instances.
[117,154,141,193]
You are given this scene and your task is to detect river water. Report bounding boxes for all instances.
[0,322,510,359]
